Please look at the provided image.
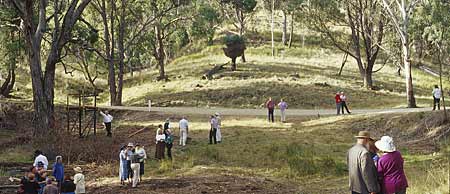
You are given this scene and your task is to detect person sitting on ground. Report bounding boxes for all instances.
[73,167,85,194]
[33,150,48,170]
[21,173,40,194]
[99,110,113,137]
[347,131,380,194]
[278,99,288,122]
[432,85,442,110]
[340,92,351,114]
[165,129,174,160]
[335,92,342,115]
[60,175,76,194]
[215,113,222,143]
[135,143,147,182]
[155,127,166,160]
[52,156,64,187]
[209,115,218,144]
[42,178,58,194]
[119,145,128,185]
[129,148,142,188]
[266,97,275,123]
[375,136,408,194]
[179,117,189,146]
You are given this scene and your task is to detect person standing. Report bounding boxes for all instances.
[432,85,442,110]
[335,92,342,115]
[125,143,134,182]
[135,143,147,182]
[164,118,171,131]
[179,117,189,146]
[215,113,222,143]
[60,175,76,194]
[165,129,174,160]
[119,146,128,185]
[375,136,408,194]
[52,156,64,188]
[278,99,288,122]
[155,127,166,160]
[99,110,113,137]
[42,178,58,194]
[129,148,142,188]
[209,115,218,144]
[21,173,40,194]
[33,150,49,170]
[266,97,275,122]
[347,131,380,194]
[73,167,85,194]
[340,92,351,114]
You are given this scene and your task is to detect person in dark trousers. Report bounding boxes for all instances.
[52,156,64,189]
[266,97,275,122]
[209,115,218,144]
[21,173,40,194]
[60,175,76,194]
[335,92,342,115]
[340,92,351,114]
[165,129,174,160]
[99,110,113,137]
[164,118,170,131]
[432,85,442,110]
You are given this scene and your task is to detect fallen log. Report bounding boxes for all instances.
[128,126,150,138]
[202,63,228,80]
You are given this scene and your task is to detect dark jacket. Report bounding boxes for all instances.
[60,180,76,192]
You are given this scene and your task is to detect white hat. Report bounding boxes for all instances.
[375,136,396,152]
[73,167,82,173]
[127,142,134,147]
[215,112,220,116]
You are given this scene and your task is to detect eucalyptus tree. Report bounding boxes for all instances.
[191,3,222,45]
[305,0,385,89]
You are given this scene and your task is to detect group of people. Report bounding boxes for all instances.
[119,143,147,188]
[335,91,351,115]
[348,131,408,194]
[18,150,85,194]
[265,97,288,123]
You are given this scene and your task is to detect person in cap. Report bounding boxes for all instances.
[119,145,128,185]
[73,167,85,194]
[179,116,189,146]
[126,143,134,182]
[99,110,113,137]
[347,131,380,194]
[215,113,222,143]
[33,150,49,170]
[375,136,408,194]
[42,178,58,194]
[135,143,147,181]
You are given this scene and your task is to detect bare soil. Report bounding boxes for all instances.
[89,175,301,194]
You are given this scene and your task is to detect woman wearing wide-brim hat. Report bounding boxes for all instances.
[375,136,408,194]
[73,167,85,194]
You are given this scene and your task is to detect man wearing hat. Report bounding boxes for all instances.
[347,131,380,194]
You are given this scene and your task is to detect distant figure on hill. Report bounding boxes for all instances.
[209,115,218,144]
[340,92,351,114]
[432,85,442,110]
[73,167,85,194]
[155,126,166,160]
[335,92,342,115]
[60,175,76,194]
[99,110,113,137]
[179,117,189,146]
[119,145,128,185]
[135,143,147,182]
[51,156,64,187]
[33,150,48,170]
[42,178,58,194]
[375,136,408,194]
[215,113,222,143]
[278,99,288,122]
[347,131,380,194]
[266,97,275,123]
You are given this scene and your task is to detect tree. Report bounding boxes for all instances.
[380,0,420,108]
[306,0,385,89]
[223,35,246,71]
[191,3,222,45]
[8,0,91,134]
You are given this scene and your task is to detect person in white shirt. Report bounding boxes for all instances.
[215,113,222,143]
[135,143,147,182]
[209,115,218,144]
[99,110,113,137]
[179,117,189,146]
[33,150,49,170]
[340,92,351,114]
[432,85,442,110]
[155,125,166,160]
[73,167,85,194]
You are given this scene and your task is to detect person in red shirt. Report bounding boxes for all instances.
[335,92,341,115]
[266,97,275,122]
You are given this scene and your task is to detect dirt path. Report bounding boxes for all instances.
[99,105,432,116]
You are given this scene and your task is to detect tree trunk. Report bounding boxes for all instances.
[438,44,447,119]
[116,0,126,106]
[231,57,237,71]
[288,14,294,48]
[403,44,416,108]
[107,0,118,105]
[271,0,275,57]
[363,70,373,89]
[156,25,166,81]
[238,10,246,63]
[281,10,287,46]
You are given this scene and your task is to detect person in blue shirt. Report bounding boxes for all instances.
[52,156,64,188]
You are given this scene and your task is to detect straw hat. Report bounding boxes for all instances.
[375,136,396,152]
[73,167,82,173]
[354,131,374,141]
